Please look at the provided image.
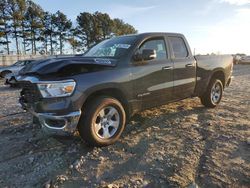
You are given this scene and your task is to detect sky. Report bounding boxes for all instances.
[33,0,250,55]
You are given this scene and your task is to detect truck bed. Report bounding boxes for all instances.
[194,55,233,96]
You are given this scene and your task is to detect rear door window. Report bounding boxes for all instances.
[169,37,188,58]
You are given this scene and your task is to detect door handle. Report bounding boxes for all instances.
[185,63,194,67]
[162,66,173,70]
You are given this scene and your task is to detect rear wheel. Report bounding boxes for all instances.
[78,96,126,146]
[200,78,223,108]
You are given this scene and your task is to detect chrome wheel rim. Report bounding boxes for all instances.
[211,82,222,104]
[94,106,120,139]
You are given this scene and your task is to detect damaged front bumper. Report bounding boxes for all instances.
[35,110,81,135]
[17,75,84,135]
[20,100,81,135]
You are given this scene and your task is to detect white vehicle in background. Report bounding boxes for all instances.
[239,56,250,64]
[0,60,35,87]
[0,60,35,78]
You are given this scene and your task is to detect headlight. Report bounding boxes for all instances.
[37,80,76,98]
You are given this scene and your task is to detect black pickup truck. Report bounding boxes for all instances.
[17,33,233,146]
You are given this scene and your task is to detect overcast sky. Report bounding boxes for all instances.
[33,0,250,55]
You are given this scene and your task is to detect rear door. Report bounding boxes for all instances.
[168,36,196,99]
[132,36,174,109]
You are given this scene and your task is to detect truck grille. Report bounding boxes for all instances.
[19,81,41,103]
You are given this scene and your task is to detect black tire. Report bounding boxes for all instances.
[78,96,126,147]
[33,116,40,125]
[1,71,11,78]
[9,83,17,88]
[9,77,18,87]
[200,78,223,108]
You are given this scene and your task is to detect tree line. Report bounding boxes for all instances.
[0,0,137,55]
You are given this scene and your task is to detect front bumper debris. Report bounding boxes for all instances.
[20,99,81,135]
[33,109,81,135]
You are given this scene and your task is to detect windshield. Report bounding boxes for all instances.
[14,61,25,66]
[84,36,137,58]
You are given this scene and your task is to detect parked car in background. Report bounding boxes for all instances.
[2,59,35,87]
[0,59,35,78]
[239,56,250,64]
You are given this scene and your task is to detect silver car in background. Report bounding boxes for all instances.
[0,60,35,87]
[0,60,35,78]
[239,56,250,64]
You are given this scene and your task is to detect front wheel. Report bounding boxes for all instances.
[200,79,223,108]
[78,96,126,147]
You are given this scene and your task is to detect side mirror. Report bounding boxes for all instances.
[133,49,157,62]
[142,49,157,61]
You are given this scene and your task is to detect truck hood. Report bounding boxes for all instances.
[19,56,117,76]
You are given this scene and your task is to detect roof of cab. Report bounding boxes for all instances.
[120,32,184,38]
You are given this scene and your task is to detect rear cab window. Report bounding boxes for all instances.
[169,36,188,58]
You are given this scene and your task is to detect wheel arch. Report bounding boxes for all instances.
[83,87,131,120]
[210,69,226,88]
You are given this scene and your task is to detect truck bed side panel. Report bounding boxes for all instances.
[194,55,233,96]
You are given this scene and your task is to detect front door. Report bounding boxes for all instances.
[132,37,174,109]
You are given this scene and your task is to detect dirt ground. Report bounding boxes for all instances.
[0,65,249,188]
